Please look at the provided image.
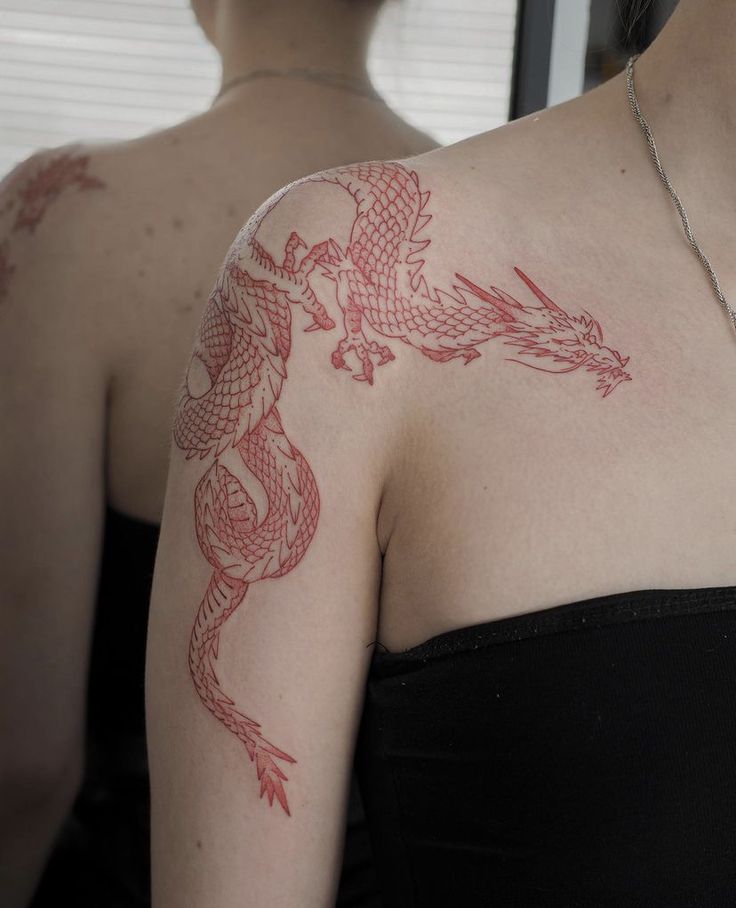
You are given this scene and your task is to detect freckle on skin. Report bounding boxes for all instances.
[144,225,155,237]
[196,839,202,850]
[194,288,203,299]
[172,216,184,230]
[137,268,146,278]
[227,205,237,218]
[620,167,626,174]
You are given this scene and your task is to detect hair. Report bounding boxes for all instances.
[618,0,657,51]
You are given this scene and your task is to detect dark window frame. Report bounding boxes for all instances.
[510,0,557,119]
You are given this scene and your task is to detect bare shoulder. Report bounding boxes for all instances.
[232,147,631,411]
[169,161,428,476]
[0,132,211,360]
[0,145,118,389]
[227,157,464,390]
[0,144,108,298]
[0,127,204,299]
[0,144,106,232]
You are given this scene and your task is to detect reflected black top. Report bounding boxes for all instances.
[32,507,156,907]
[357,587,736,908]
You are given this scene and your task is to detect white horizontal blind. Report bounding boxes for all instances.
[372,0,517,141]
[0,0,518,178]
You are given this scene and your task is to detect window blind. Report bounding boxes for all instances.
[0,0,517,177]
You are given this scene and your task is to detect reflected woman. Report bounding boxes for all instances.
[147,0,736,905]
[0,1,435,905]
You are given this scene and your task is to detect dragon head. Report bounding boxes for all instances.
[595,352,632,398]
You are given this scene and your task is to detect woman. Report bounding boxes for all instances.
[0,1,434,905]
[148,0,736,904]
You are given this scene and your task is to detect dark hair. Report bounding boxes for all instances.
[619,0,656,51]
[626,0,654,32]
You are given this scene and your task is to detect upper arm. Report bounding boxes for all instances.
[146,174,400,906]
[0,149,108,782]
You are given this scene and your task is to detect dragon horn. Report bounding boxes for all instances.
[514,268,565,314]
[328,238,345,262]
[454,273,521,322]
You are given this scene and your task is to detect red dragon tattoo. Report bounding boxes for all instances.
[0,148,104,301]
[174,161,632,815]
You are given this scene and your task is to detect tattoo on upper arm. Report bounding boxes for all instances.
[0,148,105,300]
[174,161,632,815]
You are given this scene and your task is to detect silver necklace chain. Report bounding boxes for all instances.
[215,67,383,104]
[625,54,736,333]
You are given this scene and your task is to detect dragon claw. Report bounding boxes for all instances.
[331,349,351,371]
[331,334,393,383]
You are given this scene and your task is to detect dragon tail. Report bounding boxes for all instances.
[187,571,296,814]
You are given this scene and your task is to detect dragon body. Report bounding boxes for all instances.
[173,161,632,814]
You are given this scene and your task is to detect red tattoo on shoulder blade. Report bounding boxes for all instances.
[174,161,632,815]
[0,149,105,301]
[6,149,105,234]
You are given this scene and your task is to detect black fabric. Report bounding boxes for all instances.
[32,507,380,907]
[31,507,157,907]
[357,587,736,907]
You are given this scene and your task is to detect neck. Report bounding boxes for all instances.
[214,0,379,91]
[633,0,736,140]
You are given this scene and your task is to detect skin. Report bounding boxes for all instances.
[148,0,736,904]
[0,1,435,904]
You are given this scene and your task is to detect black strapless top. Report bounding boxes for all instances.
[356,587,736,907]
[31,508,157,906]
[32,508,379,907]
